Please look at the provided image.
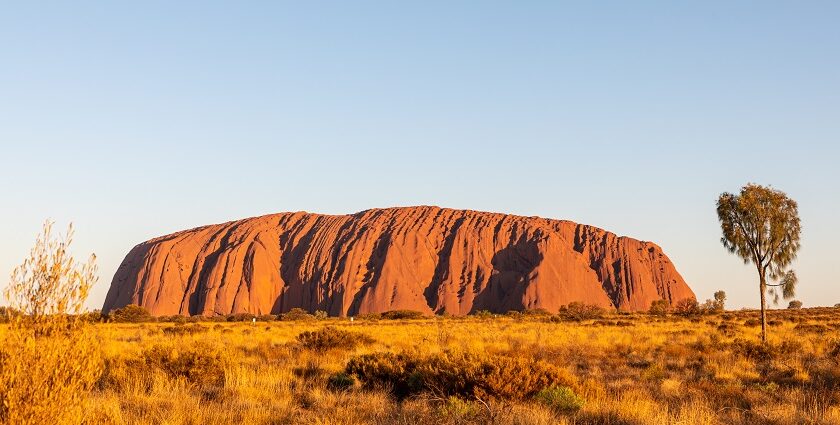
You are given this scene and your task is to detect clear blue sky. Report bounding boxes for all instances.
[1,1,838,310]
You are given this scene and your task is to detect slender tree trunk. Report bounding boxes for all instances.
[759,271,767,343]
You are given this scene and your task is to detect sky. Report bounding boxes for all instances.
[1,1,838,311]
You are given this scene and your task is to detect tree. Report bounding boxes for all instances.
[649,299,669,317]
[674,298,701,316]
[108,304,153,322]
[717,184,801,343]
[714,291,727,311]
[787,300,803,309]
[1,221,102,424]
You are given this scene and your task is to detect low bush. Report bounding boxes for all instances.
[380,310,426,320]
[345,351,574,400]
[470,310,494,319]
[162,324,208,336]
[159,315,188,323]
[674,298,701,317]
[140,343,227,387]
[108,304,153,323]
[296,327,375,352]
[534,386,585,413]
[558,302,605,321]
[522,308,552,316]
[649,300,669,317]
[327,372,356,391]
[279,308,315,321]
[226,313,256,322]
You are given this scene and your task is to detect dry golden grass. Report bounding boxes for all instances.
[4,307,838,425]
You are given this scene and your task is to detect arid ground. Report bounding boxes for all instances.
[25,307,839,425]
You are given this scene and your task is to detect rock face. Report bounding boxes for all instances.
[103,206,694,316]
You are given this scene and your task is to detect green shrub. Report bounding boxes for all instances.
[523,308,552,316]
[558,302,605,321]
[356,312,382,321]
[346,351,574,400]
[674,298,701,317]
[296,327,375,352]
[279,308,315,321]
[788,300,803,309]
[470,310,494,319]
[381,310,426,320]
[314,310,329,320]
[226,313,256,322]
[160,315,188,323]
[649,300,669,317]
[108,304,153,323]
[438,396,480,418]
[162,324,208,336]
[534,386,585,413]
[140,343,227,387]
[327,372,356,391]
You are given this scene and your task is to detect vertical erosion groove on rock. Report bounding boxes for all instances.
[102,206,694,316]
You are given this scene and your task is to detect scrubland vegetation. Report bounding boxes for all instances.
[5,306,840,425]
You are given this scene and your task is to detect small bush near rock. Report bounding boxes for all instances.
[381,310,426,320]
[649,300,669,317]
[296,327,375,352]
[279,308,315,321]
[558,302,606,321]
[162,324,208,336]
[227,313,256,322]
[141,343,228,387]
[534,386,585,413]
[108,304,154,323]
[346,351,574,400]
[674,298,701,317]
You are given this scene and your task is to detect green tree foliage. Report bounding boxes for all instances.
[714,291,727,310]
[108,304,153,323]
[558,302,605,321]
[649,300,669,317]
[717,183,801,342]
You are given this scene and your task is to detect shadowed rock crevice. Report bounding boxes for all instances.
[102,206,695,316]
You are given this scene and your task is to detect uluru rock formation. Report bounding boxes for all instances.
[103,206,694,316]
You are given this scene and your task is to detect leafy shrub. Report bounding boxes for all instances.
[558,302,605,321]
[438,396,480,418]
[296,327,375,352]
[356,312,382,321]
[108,304,153,323]
[534,386,585,413]
[327,372,356,391]
[257,314,277,321]
[523,308,552,316]
[649,300,670,317]
[788,300,803,309]
[227,312,256,322]
[743,319,760,327]
[279,308,315,321]
[346,351,574,400]
[381,310,426,320]
[674,298,701,316]
[162,324,208,336]
[470,310,494,319]
[314,310,329,320]
[159,315,188,323]
[80,310,104,323]
[141,343,227,387]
